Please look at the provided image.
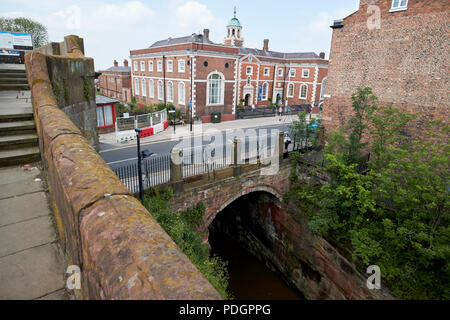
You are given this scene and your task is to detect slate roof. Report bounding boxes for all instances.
[96,95,118,105]
[149,34,214,48]
[239,47,320,60]
[146,33,322,60]
[104,66,131,73]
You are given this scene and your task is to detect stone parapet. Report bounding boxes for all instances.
[24,36,221,300]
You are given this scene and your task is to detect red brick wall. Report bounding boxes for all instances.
[323,0,449,135]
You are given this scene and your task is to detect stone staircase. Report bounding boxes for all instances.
[0,64,40,167]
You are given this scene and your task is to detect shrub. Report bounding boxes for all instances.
[141,188,232,299]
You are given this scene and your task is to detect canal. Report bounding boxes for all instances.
[209,230,304,300]
[208,192,305,300]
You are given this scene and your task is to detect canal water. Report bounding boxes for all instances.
[209,230,304,300]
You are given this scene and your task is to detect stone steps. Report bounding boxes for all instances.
[0,78,28,84]
[0,65,39,167]
[0,68,29,91]
[0,83,29,91]
[0,120,36,135]
[0,73,28,78]
[0,133,39,151]
[0,146,40,167]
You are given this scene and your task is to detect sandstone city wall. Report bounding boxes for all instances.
[25,35,221,300]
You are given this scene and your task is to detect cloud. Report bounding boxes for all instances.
[289,7,357,57]
[174,1,215,29]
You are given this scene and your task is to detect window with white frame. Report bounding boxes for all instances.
[148,61,153,72]
[390,0,408,11]
[261,82,268,100]
[246,66,253,75]
[117,78,121,84]
[141,78,146,97]
[287,83,294,97]
[277,68,283,77]
[149,79,154,98]
[264,68,270,76]
[157,80,163,100]
[96,105,114,127]
[133,61,138,72]
[302,69,310,78]
[167,81,173,102]
[157,60,162,72]
[320,78,326,99]
[140,61,145,72]
[207,72,224,105]
[289,69,296,77]
[167,60,173,73]
[134,78,139,95]
[300,84,308,99]
[178,82,185,105]
[178,60,185,73]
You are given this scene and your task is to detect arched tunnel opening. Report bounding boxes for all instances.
[208,191,305,300]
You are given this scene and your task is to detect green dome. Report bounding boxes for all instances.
[227,17,241,27]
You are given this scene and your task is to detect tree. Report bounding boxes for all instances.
[289,88,450,299]
[0,17,48,48]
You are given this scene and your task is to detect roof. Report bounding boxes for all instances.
[104,66,130,73]
[227,17,241,27]
[239,47,321,60]
[149,33,214,48]
[96,95,118,105]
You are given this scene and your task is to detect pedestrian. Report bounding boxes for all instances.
[284,133,292,152]
[252,104,255,112]
[179,115,185,126]
[278,105,283,121]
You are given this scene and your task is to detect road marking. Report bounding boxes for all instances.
[106,157,137,165]
[99,125,288,154]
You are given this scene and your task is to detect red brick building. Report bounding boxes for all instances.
[99,59,132,103]
[323,0,449,135]
[129,11,328,119]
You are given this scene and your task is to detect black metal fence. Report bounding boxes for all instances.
[236,104,311,119]
[111,133,322,193]
[181,144,233,178]
[113,153,171,193]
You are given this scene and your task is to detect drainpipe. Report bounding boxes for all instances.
[272,65,276,102]
[163,55,166,106]
[282,65,287,104]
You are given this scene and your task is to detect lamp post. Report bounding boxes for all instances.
[187,49,197,132]
[135,128,153,200]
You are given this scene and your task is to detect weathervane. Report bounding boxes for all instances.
[234,6,236,18]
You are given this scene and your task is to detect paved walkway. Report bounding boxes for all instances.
[0,85,67,299]
[100,113,320,151]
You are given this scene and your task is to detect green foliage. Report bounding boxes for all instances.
[0,17,48,48]
[287,111,321,151]
[141,188,232,299]
[290,87,450,299]
[83,76,90,101]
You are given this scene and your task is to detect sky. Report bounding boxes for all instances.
[1,0,360,71]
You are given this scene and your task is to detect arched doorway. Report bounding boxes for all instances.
[244,93,251,107]
[208,191,304,300]
[276,93,282,105]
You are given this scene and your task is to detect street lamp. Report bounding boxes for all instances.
[135,128,154,200]
[187,49,197,132]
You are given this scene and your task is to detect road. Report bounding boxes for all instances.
[100,123,293,170]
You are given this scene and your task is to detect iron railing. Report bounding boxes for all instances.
[113,153,171,193]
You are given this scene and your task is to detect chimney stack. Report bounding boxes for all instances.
[113,59,118,67]
[203,29,210,40]
[319,52,325,59]
[123,59,128,67]
[263,39,269,51]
